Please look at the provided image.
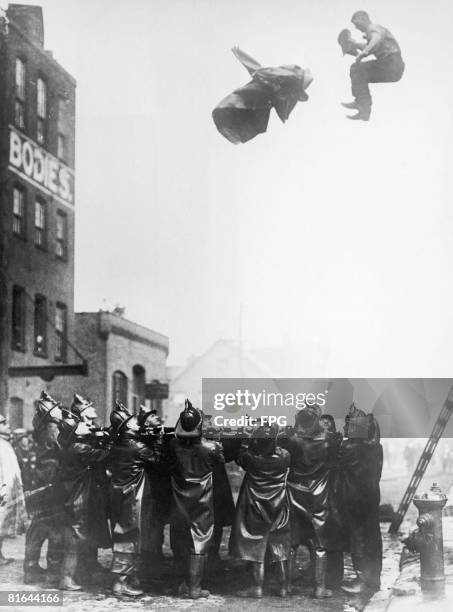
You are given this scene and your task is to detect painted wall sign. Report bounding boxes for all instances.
[8,126,74,205]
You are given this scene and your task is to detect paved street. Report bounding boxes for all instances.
[0,525,401,612]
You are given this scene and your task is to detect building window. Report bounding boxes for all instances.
[55,303,67,361]
[132,365,146,414]
[151,399,163,417]
[36,77,47,144]
[56,211,67,259]
[34,294,47,355]
[11,286,26,351]
[34,199,46,248]
[9,398,24,430]
[15,58,26,130]
[112,371,128,408]
[57,134,66,161]
[57,97,68,161]
[12,186,25,237]
[15,100,25,130]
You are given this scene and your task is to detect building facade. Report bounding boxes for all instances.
[74,311,169,426]
[0,5,169,429]
[0,4,77,427]
[167,339,270,425]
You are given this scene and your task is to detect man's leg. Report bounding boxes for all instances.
[326,550,344,590]
[208,523,223,565]
[23,518,47,582]
[46,524,64,587]
[361,518,382,592]
[170,519,190,595]
[111,539,143,598]
[59,528,82,591]
[348,61,375,118]
[313,548,333,598]
[237,561,264,598]
[347,55,405,119]
[367,55,405,86]
[276,560,289,597]
[0,538,14,565]
[188,552,210,599]
[77,541,107,585]
[342,522,368,594]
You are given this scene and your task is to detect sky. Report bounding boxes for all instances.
[4,0,453,371]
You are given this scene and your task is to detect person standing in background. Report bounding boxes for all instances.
[0,413,27,565]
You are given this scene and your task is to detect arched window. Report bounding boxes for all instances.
[132,365,146,414]
[112,371,128,408]
[9,397,24,430]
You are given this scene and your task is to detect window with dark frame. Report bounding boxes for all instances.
[55,303,67,361]
[36,77,47,145]
[11,286,26,351]
[56,210,67,259]
[112,371,128,408]
[34,294,47,355]
[34,199,46,248]
[12,186,25,237]
[57,97,68,161]
[15,57,26,129]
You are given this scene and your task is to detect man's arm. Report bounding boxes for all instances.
[351,38,367,51]
[72,441,112,465]
[136,438,162,466]
[356,29,382,60]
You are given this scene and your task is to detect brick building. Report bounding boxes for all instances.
[0,5,169,428]
[0,4,80,427]
[74,311,169,425]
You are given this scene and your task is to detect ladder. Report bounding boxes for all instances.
[388,384,453,534]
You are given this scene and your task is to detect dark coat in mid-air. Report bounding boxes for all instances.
[212,47,313,144]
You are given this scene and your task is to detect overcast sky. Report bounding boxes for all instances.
[5,0,453,371]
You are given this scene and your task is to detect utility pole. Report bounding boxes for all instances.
[238,303,244,379]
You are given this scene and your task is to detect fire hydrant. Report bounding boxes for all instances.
[403,483,447,594]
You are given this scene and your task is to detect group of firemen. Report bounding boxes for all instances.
[7,391,382,600]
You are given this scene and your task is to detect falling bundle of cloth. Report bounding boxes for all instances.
[212,47,313,144]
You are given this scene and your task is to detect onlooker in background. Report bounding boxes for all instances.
[0,414,27,565]
[403,440,419,474]
[13,429,35,492]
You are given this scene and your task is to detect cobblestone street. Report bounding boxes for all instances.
[0,524,402,612]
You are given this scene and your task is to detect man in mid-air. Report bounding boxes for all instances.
[342,10,405,121]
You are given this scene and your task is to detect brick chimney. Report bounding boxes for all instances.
[7,4,44,47]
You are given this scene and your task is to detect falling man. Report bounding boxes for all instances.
[341,10,405,121]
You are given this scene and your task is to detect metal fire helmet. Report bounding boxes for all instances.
[405,483,448,595]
